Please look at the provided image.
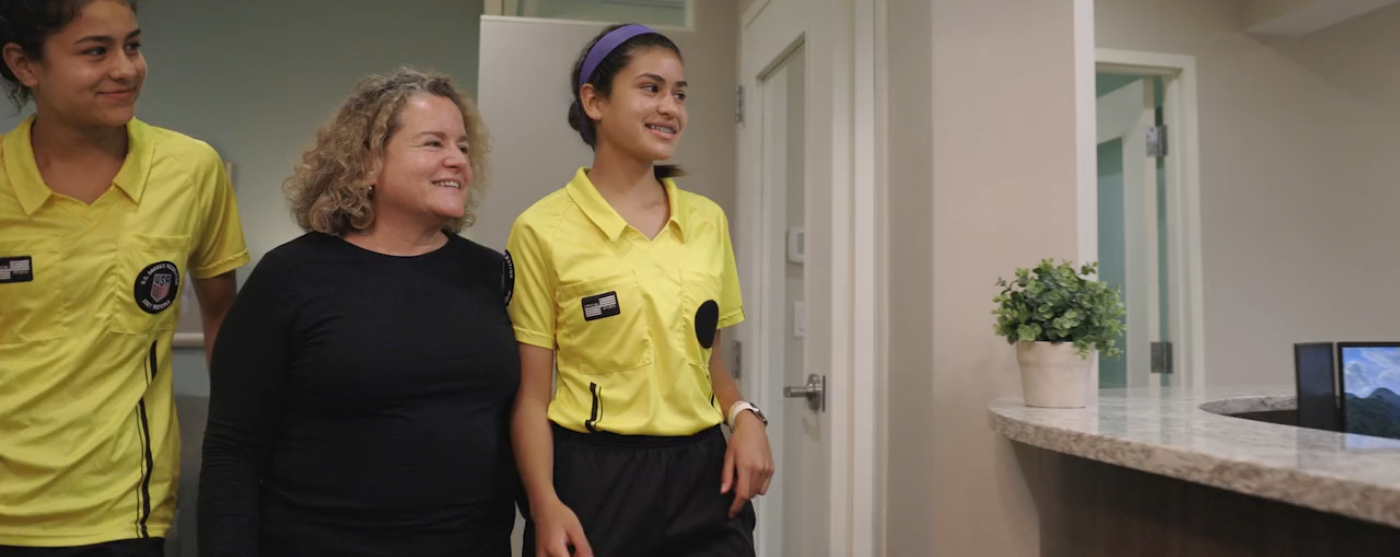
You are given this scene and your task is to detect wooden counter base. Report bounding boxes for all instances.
[1028,443,1400,557]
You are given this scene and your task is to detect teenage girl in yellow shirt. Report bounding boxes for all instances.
[0,1,248,553]
[508,24,774,557]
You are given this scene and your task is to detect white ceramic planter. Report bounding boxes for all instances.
[1016,341,1093,408]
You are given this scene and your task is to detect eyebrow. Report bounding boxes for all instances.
[74,29,142,45]
[416,131,469,142]
[638,73,687,88]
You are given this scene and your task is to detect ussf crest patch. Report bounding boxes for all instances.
[134,261,180,314]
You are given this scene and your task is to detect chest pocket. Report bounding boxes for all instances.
[557,272,652,375]
[679,269,723,365]
[107,234,190,336]
[0,238,65,345]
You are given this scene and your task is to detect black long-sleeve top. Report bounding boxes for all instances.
[198,232,521,557]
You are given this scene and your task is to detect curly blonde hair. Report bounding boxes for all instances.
[285,68,491,235]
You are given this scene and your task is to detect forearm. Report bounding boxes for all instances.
[512,395,559,510]
[201,312,227,364]
[197,426,268,556]
[195,271,239,365]
[198,327,278,556]
[711,358,744,423]
[513,343,562,512]
[708,330,747,423]
[197,260,287,555]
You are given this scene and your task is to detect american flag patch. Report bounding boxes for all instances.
[581,291,621,322]
[0,256,34,284]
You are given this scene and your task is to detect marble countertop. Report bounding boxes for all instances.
[989,386,1400,529]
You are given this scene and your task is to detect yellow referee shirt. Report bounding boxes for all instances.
[0,116,249,546]
[506,167,744,437]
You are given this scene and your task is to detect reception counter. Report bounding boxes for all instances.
[990,386,1400,556]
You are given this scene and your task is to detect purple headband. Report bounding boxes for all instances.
[578,24,659,91]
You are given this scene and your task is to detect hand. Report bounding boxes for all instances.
[721,411,774,518]
[533,498,593,557]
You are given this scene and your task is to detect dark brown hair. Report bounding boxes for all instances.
[568,23,686,180]
[0,0,139,109]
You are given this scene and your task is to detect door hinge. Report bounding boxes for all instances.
[1147,125,1168,158]
[735,85,745,124]
[731,340,743,380]
[1151,341,1174,374]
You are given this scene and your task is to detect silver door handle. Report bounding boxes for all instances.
[783,374,826,412]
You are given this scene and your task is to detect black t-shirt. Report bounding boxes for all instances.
[198,232,521,557]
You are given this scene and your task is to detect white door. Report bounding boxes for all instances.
[735,0,879,555]
[1096,77,1173,389]
[749,42,814,557]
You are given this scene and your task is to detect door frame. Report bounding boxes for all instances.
[736,0,883,555]
[1081,48,1207,391]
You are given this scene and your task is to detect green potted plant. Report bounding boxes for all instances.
[992,259,1126,408]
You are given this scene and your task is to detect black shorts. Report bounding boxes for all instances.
[0,539,164,557]
[521,424,757,557]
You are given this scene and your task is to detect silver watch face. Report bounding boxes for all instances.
[751,407,768,423]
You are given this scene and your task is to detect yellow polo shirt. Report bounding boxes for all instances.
[506,167,744,437]
[0,116,249,546]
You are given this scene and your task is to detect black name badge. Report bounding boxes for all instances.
[582,291,621,322]
[0,256,33,284]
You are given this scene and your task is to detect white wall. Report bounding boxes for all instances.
[0,0,485,395]
[1097,0,1400,387]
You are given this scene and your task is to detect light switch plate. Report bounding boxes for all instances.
[787,227,804,264]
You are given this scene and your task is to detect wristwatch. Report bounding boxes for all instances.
[728,401,768,427]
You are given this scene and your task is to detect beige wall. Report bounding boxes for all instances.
[883,0,935,553]
[883,0,1089,555]
[1097,0,1400,387]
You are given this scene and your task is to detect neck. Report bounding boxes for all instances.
[588,141,660,197]
[29,112,129,163]
[344,211,448,256]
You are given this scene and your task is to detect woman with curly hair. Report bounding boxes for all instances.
[197,68,519,557]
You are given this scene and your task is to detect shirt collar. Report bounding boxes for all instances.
[2,116,153,215]
[565,167,688,242]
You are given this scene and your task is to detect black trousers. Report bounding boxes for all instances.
[0,539,164,557]
[521,425,757,557]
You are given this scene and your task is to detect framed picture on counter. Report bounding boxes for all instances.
[1337,342,1400,447]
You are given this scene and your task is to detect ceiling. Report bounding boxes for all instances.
[1243,0,1400,38]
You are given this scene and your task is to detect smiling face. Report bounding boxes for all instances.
[584,46,687,163]
[371,93,473,228]
[3,0,145,129]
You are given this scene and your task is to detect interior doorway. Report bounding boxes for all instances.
[1089,49,1206,392]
